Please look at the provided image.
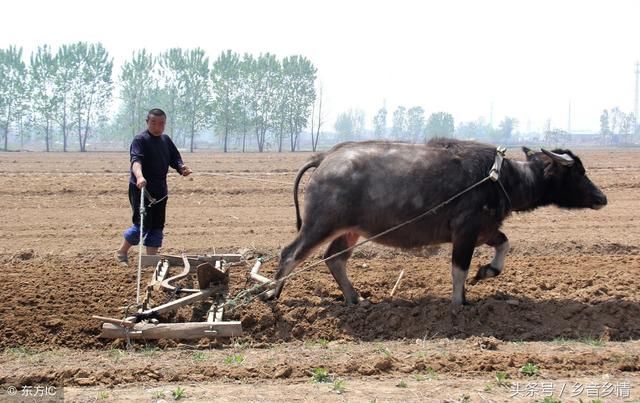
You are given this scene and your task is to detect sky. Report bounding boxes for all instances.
[2,0,639,133]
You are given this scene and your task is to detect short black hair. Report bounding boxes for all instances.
[147,108,166,119]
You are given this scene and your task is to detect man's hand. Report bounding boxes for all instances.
[180,165,193,177]
[136,176,147,189]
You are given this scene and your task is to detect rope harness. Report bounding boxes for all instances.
[143,188,168,206]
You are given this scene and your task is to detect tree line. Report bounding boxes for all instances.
[335,105,523,144]
[334,106,456,142]
[333,104,638,146]
[2,42,638,152]
[599,108,636,145]
[0,43,317,152]
[0,43,112,152]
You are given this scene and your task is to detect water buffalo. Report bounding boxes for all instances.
[268,139,607,305]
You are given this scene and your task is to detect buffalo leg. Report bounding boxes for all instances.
[269,225,333,300]
[474,231,509,281]
[324,232,360,304]
[451,232,478,305]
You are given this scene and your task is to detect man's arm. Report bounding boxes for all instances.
[132,161,147,189]
[167,137,192,176]
[130,137,147,188]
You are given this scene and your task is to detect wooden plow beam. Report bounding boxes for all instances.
[100,321,243,339]
[95,252,244,340]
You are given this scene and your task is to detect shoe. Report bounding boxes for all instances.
[115,252,128,267]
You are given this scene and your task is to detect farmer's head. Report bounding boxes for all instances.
[146,108,166,136]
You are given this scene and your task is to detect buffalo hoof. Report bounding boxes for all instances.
[335,294,362,305]
[471,264,501,284]
[345,296,361,305]
[450,301,472,315]
[451,295,470,307]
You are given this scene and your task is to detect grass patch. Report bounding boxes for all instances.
[495,371,511,386]
[232,338,250,350]
[424,367,438,380]
[224,353,245,365]
[579,336,606,347]
[552,336,606,347]
[311,367,330,383]
[138,345,159,357]
[374,345,392,358]
[332,379,346,394]
[171,387,186,400]
[108,347,126,363]
[520,362,540,377]
[5,346,36,357]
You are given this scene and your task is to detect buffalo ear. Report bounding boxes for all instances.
[541,148,575,167]
[522,146,536,160]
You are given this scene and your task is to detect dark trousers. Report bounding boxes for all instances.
[128,183,168,230]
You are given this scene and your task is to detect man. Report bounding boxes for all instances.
[115,108,192,265]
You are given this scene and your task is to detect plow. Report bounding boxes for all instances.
[93,252,273,341]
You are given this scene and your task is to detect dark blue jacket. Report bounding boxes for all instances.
[129,130,184,198]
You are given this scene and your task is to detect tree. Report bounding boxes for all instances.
[544,128,569,147]
[335,112,354,140]
[29,45,60,152]
[352,109,366,138]
[391,106,407,139]
[425,112,454,139]
[334,109,365,141]
[496,116,518,143]
[609,107,623,137]
[158,50,183,144]
[159,48,212,152]
[599,109,610,144]
[406,106,425,142]
[211,50,242,152]
[372,106,387,139]
[309,83,324,151]
[181,48,212,152]
[456,119,492,140]
[66,42,113,152]
[237,53,256,152]
[281,55,316,151]
[54,44,76,151]
[271,60,289,152]
[246,53,281,152]
[621,112,635,144]
[0,46,28,151]
[119,49,156,138]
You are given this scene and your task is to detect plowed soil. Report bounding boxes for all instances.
[0,148,639,401]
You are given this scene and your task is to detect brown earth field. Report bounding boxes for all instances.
[0,147,639,402]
